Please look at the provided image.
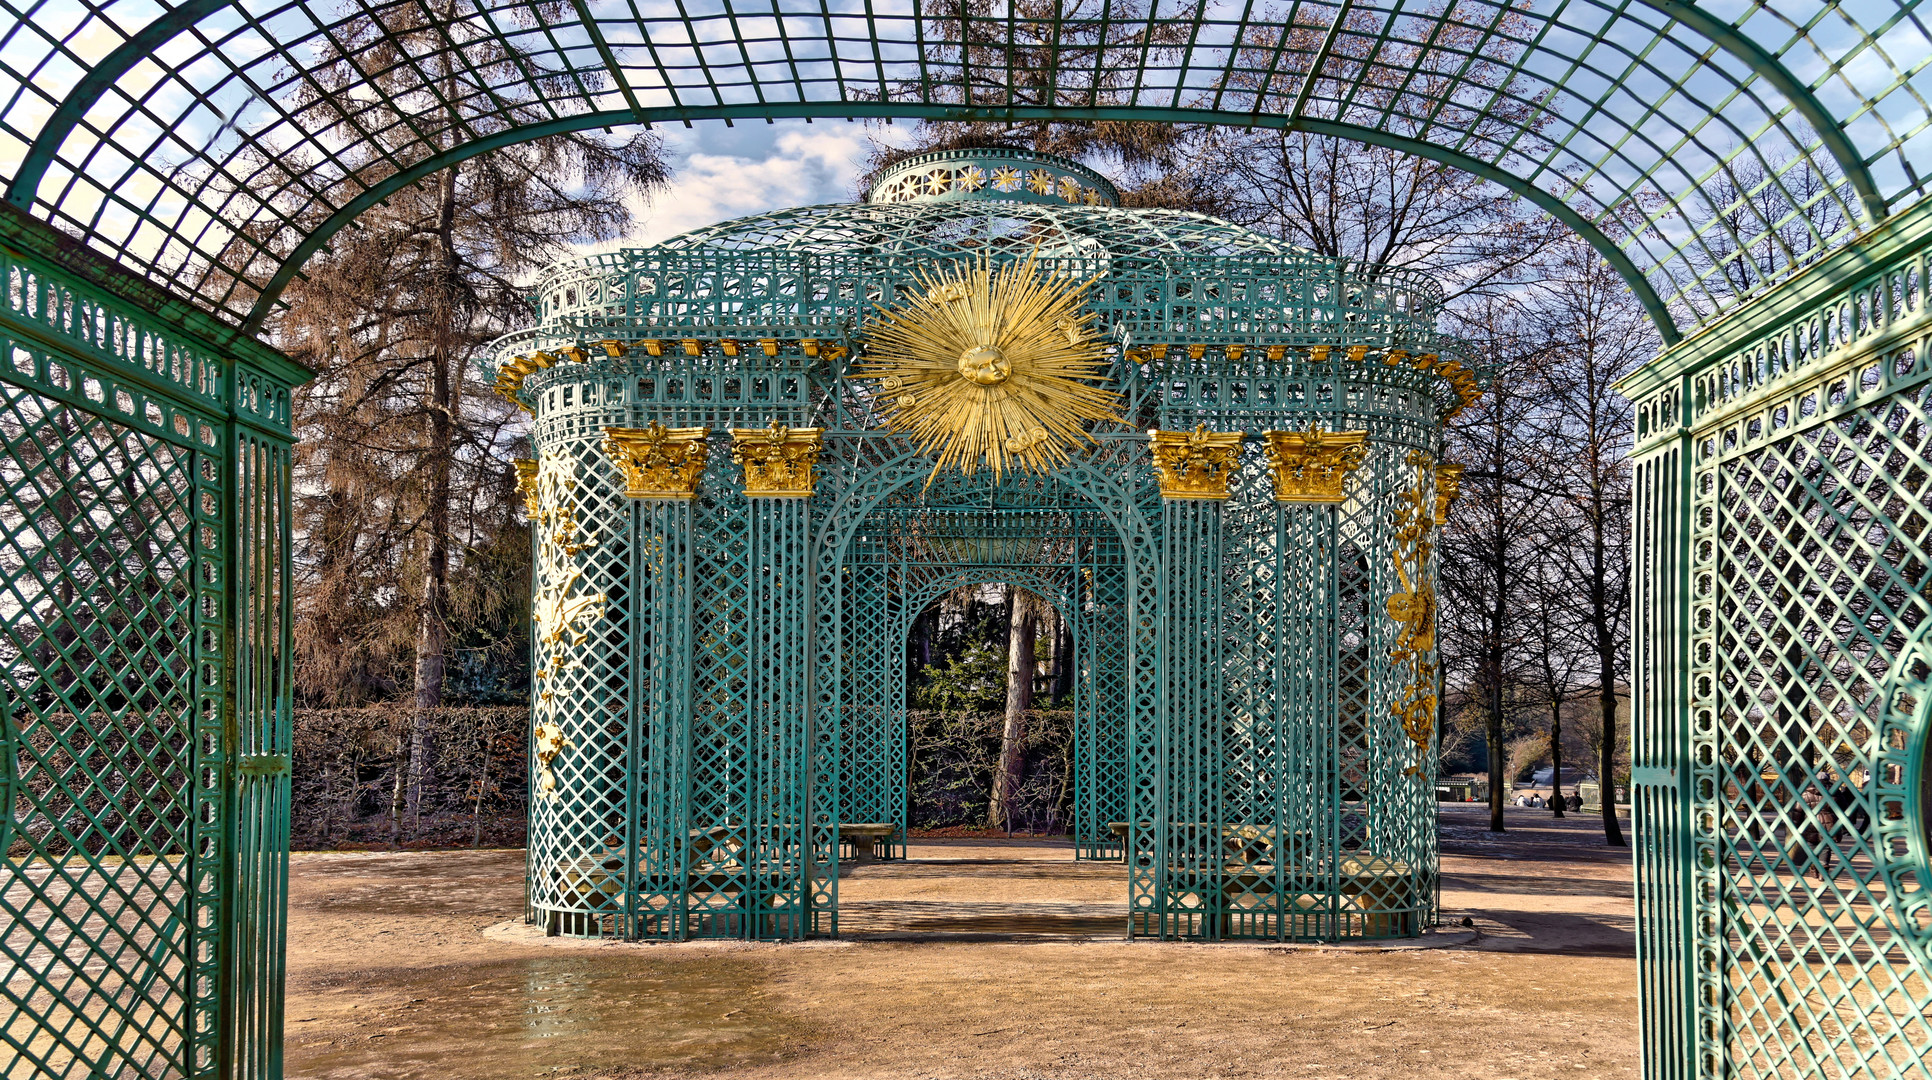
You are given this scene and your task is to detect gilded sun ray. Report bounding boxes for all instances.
[856,251,1122,481]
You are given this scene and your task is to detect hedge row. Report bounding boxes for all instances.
[290,706,1078,849]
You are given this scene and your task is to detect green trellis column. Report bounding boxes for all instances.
[599,424,705,939]
[639,494,697,938]
[1269,497,1344,940]
[1146,428,1242,940]
[1628,377,1698,1078]
[732,424,819,939]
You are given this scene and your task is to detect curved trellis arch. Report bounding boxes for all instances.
[2,0,1927,342]
[804,436,1158,922]
[888,567,1080,648]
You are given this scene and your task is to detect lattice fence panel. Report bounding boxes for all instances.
[1702,369,1932,1078]
[0,241,298,1080]
[0,389,204,1079]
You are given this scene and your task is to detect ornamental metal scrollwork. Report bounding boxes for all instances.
[729,419,824,498]
[1148,424,1244,500]
[533,722,569,803]
[855,250,1120,482]
[514,457,540,517]
[1389,451,1439,777]
[1434,462,1465,525]
[1261,426,1369,503]
[600,421,710,499]
[534,569,604,652]
[530,456,605,701]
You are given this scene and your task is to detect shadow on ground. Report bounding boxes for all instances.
[284,807,1637,1079]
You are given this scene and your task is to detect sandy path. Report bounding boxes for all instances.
[285,806,1637,1079]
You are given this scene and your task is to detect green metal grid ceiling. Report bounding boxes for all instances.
[5,2,1932,1080]
[1,0,1930,340]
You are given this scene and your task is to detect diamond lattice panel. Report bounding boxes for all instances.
[1711,373,1932,1077]
[0,386,201,1079]
[527,430,634,938]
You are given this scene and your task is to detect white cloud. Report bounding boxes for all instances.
[588,122,874,253]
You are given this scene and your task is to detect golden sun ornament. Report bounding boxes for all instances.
[857,251,1122,481]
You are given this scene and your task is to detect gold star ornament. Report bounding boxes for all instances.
[856,252,1122,481]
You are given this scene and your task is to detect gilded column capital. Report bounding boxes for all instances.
[1148,424,1244,500]
[1261,426,1369,503]
[729,419,824,498]
[1434,462,1464,524]
[514,457,540,517]
[600,422,710,499]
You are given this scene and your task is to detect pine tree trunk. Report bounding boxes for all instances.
[990,591,1037,832]
[408,163,461,826]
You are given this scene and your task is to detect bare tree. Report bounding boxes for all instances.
[1523,552,1582,818]
[266,1,668,828]
[990,589,1042,831]
[1438,296,1557,832]
[1206,129,1568,304]
[1523,240,1649,846]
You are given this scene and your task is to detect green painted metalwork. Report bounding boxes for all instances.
[505,150,1453,943]
[0,214,302,1078]
[1,0,1925,337]
[1624,201,1932,1077]
[4,4,1932,1075]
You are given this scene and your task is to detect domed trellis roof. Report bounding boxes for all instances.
[541,147,1438,315]
[520,150,1446,356]
[495,149,1477,425]
[646,200,1304,267]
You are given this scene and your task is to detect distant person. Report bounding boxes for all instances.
[1799,785,1835,880]
[1832,782,1870,845]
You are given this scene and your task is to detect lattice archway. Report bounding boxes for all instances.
[812,446,1157,881]
[5,0,1932,341]
[4,5,1932,1079]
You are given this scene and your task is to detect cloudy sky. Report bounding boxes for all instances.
[591,119,888,252]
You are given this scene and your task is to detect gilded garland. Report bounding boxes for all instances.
[1388,451,1439,778]
[526,454,606,802]
[856,251,1121,481]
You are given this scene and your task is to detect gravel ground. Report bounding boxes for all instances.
[284,805,1637,1079]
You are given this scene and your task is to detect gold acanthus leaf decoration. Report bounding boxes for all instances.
[1434,462,1465,525]
[855,251,1122,482]
[533,722,568,803]
[600,422,710,499]
[1389,451,1439,778]
[1261,426,1369,503]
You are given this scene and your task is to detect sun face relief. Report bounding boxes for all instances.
[857,250,1122,480]
[958,343,1011,385]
